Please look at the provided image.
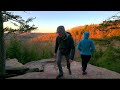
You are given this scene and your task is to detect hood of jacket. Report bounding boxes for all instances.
[84,32,89,39]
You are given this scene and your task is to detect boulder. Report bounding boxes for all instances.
[6,58,24,69]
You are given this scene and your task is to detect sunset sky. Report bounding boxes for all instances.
[4,11,120,33]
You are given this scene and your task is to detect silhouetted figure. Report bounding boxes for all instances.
[54,25,75,79]
[77,32,95,75]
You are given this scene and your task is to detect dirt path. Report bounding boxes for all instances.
[7,58,120,79]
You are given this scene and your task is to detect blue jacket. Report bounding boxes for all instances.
[77,32,95,55]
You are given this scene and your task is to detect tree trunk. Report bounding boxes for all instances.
[0,11,5,78]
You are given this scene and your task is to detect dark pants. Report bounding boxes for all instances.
[81,55,91,72]
[56,50,70,75]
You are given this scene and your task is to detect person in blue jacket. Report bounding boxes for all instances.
[77,32,95,75]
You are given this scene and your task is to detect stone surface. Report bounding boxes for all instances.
[7,58,120,79]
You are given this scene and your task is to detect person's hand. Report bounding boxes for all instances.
[54,53,57,58]
[69,59,73,63]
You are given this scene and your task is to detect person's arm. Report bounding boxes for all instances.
[77,41,81,52]
[90,40,95,53]
[69,37,75,60]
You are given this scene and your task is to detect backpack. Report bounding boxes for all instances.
[66,32,72,37]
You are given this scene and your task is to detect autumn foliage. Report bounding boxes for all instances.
[30,33,57,42]
[28,23,120,43]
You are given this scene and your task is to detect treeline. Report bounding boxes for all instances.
[29,23,120,43]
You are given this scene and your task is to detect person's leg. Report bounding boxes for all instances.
[81,55,91,75]
[81,55,85,72]
[56,49,63,78]
[84,55,91,70]
[65,54,71,75]
[84,55,91,71]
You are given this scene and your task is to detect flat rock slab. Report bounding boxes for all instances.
[6,58,24,69]
[7,59,120,79]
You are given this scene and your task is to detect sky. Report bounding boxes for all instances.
[4,11,120,33]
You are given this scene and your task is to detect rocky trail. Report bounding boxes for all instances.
[6,58,120,79]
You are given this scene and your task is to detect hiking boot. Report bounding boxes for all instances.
[56,74,63,79]
[82,71,87,75]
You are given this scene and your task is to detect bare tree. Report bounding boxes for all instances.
[0,11,5,78]
[0,11,38,78]
[3,11,38,37]
[97,12,120,32]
